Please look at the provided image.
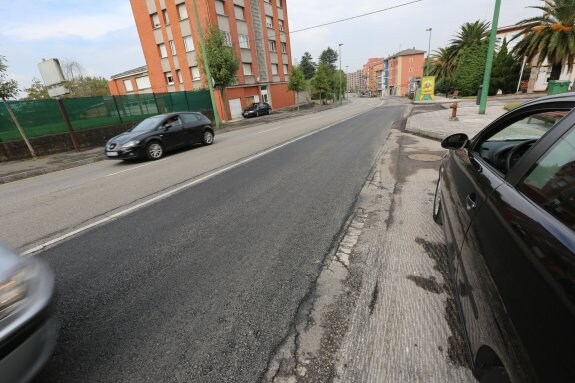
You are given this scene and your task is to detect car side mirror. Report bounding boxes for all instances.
[441,133,469,149]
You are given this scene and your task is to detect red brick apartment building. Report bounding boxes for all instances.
[110,0,295,120]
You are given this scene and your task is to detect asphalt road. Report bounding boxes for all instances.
[33,104,406,382]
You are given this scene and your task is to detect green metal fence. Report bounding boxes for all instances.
[0,90,212,142]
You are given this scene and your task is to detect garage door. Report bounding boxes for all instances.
[229,99,243,119]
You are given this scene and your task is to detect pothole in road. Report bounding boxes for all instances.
[408,153,442,162]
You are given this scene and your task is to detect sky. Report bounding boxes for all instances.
[0,0,541,91]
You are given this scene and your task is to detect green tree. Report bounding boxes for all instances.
[333,70,347,100]
[25,77,50,100]
[491,39,521,94]
[65,76,110,98]
[199,27,239,120]
[453,43,489,96]
[311,63,330,104]
[300,52,316,80]
[0,56,36,158]
[288,66,307,110]
[512,0,575,80]
[429,48,455,80]
[319,47,338,71]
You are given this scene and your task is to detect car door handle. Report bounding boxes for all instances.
[465,193,477,210]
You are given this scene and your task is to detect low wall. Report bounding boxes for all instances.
[0,123,132,162]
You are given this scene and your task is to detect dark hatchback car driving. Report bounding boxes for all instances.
[242,102,271,118]
[433,94,575,383]
[105,112,214,160]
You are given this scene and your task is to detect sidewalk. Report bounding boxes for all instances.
[406,101,509,140]
[0,101,349,184]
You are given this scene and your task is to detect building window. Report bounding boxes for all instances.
[281,42,287,53]
[266,16,273,28]
[151,13,160,28]
[243,63,252,75]
[234,5,244,20]
[276,0,282,7]
[271,64,278,75]
[123,79,133,92]
[162,9,170,25]
[239,34,250,49]
[191,66,201,80]
[283,64,288,74]
[183,35,195,52]
[268,40,276,52]
[279,20,284,31]
[177,4,188,20]
[158,43,168,58]
[215,0,226,15]
[169,40,176,55]
[136,76,151,90]
[166,72,174,85]
[410,57,414,63]
[223,31,232,47]
[176,69,183,83]
[409,68,413,72]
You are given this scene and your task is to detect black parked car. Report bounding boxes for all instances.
[433,93,575,383]
[242,102,271,118]
[105,112,214,160]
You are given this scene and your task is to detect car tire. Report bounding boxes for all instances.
[479,367,511,383]
[256,110,259,117]
[202,130,214,145]
[145,141,163,160]
[433,175,443,225]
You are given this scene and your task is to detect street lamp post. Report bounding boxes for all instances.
[338,43,343,104]
[426,28,432,76]
[479,0,502,114]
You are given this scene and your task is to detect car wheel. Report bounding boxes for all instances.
[256,110,259,117]
[266,109,270,115]
[145,141,163,160]
[202,130,214,145]
[433,175,443,225]
[479,367,511,383]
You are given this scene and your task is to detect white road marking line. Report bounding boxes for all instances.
[106,160,163,177]
[21,108,377,256]
[255,126,284,134]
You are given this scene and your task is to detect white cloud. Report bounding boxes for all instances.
[3,10,134,41]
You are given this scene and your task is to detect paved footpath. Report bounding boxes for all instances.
[406,100,508,141]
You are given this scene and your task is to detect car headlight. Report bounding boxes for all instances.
[0,267,31,321]
[121,140,140,148]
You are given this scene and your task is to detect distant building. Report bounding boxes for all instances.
[108,66,152,95]
[111,0,295,120]
[387,48,425,97]
[347,69,362,93]
[362,58,384,95]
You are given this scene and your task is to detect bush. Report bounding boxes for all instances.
[453,43,488,97]
[435,77,455,95]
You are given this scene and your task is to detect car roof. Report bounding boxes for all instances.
[520,92,575,107]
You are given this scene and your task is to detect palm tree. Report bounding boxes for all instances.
[450,20,491,54]
[512,0,575,80]
[430,47,456,79]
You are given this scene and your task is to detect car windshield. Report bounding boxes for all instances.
[130,116,164,132]
[250,103,260,108]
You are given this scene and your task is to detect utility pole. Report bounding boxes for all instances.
[426,28,432,76]
[479,0,501,115]
[339,43,344,104]
[192,0,221,128]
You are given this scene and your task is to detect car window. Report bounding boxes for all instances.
[518,126,575,229]
[130,115,164,132]
[180,113,199,123]
[475,110,569,175]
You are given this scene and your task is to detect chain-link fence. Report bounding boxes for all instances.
[0,90,212,142]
